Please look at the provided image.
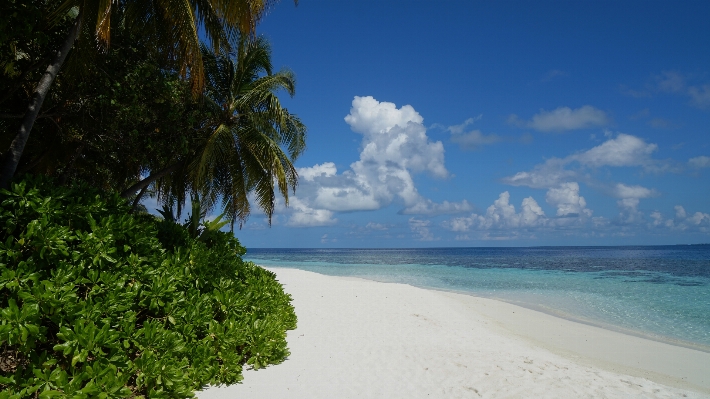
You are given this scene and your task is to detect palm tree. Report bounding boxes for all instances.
[0,0,284,189]
[128,36,306,228]
[195,36,306,227]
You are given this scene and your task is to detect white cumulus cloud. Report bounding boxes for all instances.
[445,192,547,232]
[611,182,657,224]
[503,135,664,227]
[286,197,337,227]
[616,198,644,224]
[545,182,592,217]
[675,205,687,219]
[344,96,423,136]
[570,134,658,168]
[298,162,337,181]
[649,205,710,232]
[346,96,448,178]
[285,96,468,225]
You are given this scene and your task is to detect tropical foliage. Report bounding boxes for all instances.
[0,2,304,395]
[1,0,305,227]
[1,19,200,193]
[0,0,288,188]
[157,37,307,227]
[0,177,297,398]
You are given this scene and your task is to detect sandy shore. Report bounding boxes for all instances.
[198,268,710,399]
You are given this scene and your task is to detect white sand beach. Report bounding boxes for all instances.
[199,268,710,399]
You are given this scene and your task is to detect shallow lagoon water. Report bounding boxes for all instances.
[245,246,710,350]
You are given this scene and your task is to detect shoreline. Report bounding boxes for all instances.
[441,287,710,355]
[245,258,710,354]
[199,267,710,398]
[437,290,710,394]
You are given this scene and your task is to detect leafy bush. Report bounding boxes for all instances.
[0,177,297,398]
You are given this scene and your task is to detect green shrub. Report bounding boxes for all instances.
[0,177,297,398]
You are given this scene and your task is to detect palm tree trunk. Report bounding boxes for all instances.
[0,14,82,189]
[120,160,185,199]
[130,185,149,211]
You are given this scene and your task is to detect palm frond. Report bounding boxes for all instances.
[95,0,113,46]
[169,34,306,227]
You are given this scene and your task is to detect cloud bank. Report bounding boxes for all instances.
[503,133,662,190]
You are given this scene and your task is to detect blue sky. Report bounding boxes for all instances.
[217,1,710,247]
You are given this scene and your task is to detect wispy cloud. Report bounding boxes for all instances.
[451,129,504,149]
[400,199,472,216]
[508,105,610,132]
[688,85,710,109]
[656,71,710,110]
[502,133,662,190]
[409,218,437,241]
[446,115,482,134]
[541,69,569,82]
[688,156,710,168]
[620,85,652,98]
[656,71,686,93]
[365,222,389,231]
[445,116,532,150]
[629,108,650,120]
[627,108,677,129]
[612,183,656,199]
[623,71,710,110]
[648,118,676,129]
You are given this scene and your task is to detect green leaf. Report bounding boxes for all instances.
[38,391,63,398]
[0,177,297,397]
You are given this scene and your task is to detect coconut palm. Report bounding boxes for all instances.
[0,0,283,188]
[152,36,306,228]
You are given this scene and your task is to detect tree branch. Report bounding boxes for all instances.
[120,160,185,199]
[131,185,149,210]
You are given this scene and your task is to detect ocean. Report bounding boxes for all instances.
[244,245,710,351]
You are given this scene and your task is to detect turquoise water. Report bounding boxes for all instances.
[244,246,710,350]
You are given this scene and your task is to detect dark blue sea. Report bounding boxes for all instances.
[244,246,710,350]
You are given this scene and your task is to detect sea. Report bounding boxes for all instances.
[244,245,710,351]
